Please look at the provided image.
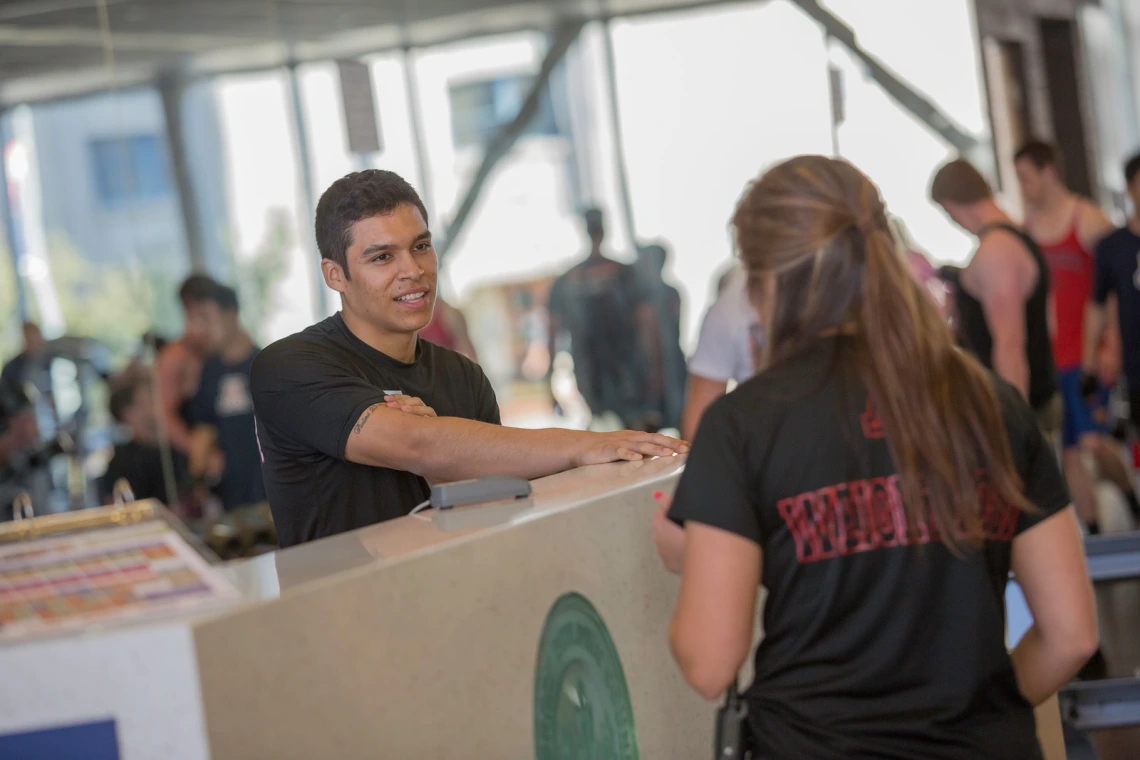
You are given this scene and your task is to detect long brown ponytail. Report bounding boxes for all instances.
[732,156,1029,549]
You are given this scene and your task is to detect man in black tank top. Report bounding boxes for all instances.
[931,160,1059,424]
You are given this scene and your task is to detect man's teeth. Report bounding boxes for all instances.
[397,292,426,302]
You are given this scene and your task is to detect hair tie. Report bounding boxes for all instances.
[855,214,880,239]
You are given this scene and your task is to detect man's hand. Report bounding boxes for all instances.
[384,395,436,418]
[568,430,688,466]
[652,491,686,574]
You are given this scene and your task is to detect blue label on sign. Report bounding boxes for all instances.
[0,719,119,759]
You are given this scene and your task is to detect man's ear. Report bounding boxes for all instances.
[322,258,348,294]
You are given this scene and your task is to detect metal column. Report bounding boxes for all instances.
[287,62,328,318]
[401,45,434,220]
[600,16,638,246]
[0,114,30,322]
[441,18,585,257]
[158,72,207,274]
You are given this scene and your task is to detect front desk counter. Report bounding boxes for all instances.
[2,456,708,759]
[2,454,1066,759]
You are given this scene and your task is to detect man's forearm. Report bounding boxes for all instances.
[993,343,1030,400]
[358,411,576,482]
[1081,303,1106,373]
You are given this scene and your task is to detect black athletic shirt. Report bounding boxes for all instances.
[669,336,1069,760]
[953,223,1056,410]
[250,314,500,547]
[1093,226,1140,391]
[186,348,266,512]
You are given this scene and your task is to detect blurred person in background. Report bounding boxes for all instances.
[155,276,226,456]
[1016,140,1137,531]
[635,242,687,432]
[99,377,187,506]
[547,208,660,429]
[0,381,47,518]
[0,322,46,396]
[1086,152,1140,468]
[681,266,761,440]
[186,285,265,513]
[419,296,479,363]
[930,159,1058,426]
[654,155,1096,758]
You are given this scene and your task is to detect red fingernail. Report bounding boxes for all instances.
[653,491,665,501]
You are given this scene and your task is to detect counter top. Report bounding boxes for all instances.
[223,454,686,602]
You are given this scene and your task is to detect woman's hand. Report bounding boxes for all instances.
[652,491,686,574]
[385,395,437,418]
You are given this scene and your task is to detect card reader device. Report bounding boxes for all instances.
[429,477,532,510]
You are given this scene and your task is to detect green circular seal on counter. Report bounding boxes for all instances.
[534,592,639,760]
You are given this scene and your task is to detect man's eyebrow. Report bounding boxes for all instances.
[360,232,432,258]
[360,242,397,257]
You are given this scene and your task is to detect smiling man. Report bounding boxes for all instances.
[251,170,687,546]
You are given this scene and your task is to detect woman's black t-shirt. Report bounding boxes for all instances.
[668,336,1070,760]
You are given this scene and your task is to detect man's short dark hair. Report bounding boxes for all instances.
[1125,152,1140,186]
[109,380,143,424]
[179,275,222,307]
[315,170,430,280]
[930,159,993,205]
[1014,140,1062,174]
[215,284,239,312]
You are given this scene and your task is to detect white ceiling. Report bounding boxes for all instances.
[0,0,745,105]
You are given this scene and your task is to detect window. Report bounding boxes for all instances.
[449,75,562,147]
[89,134,172,206]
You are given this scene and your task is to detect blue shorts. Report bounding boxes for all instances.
[1058,368,1109,448]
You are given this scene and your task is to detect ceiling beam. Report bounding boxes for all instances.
[0,24,250,52]
[788,0,980,153]
[441,16,586,257]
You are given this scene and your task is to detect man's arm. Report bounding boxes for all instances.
[1084,238,1117,379]
[445,306,479,364]
[154,345,194,454]
[344,403,687,483]
[972,234,1031,399]
[1076,201,1116,254]
[1081,302,1108,377]
[636,302,664,399]
[681,375,728,441]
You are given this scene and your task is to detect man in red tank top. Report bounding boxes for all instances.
[1016,140,1135,533]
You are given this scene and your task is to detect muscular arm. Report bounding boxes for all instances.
[344,403,686,483]
[1076,202,1115,254]
[970,234,1032,400]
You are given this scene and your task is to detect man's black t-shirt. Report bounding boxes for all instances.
[669,337,1069,760]
[1094,226,1140,390]
[250,314,500,547]
[186,347,266,512]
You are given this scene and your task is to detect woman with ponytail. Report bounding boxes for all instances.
[653,156,1096,758]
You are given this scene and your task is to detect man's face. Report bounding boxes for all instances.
[328,204,438,335]
[183,301,226,355]
[1014,159,1051,208]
